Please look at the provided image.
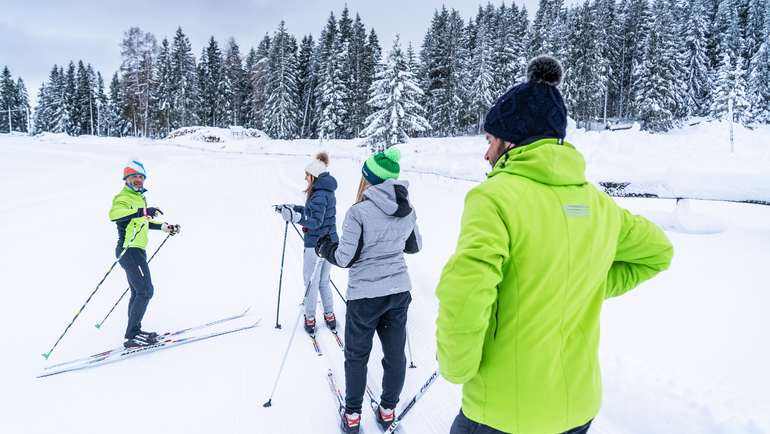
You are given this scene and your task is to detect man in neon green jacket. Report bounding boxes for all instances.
[436,56,673,434]
[110,160,181,348]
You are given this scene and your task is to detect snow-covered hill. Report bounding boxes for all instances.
[1,123,768,434]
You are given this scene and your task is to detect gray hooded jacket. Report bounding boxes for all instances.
[330,179,421,301]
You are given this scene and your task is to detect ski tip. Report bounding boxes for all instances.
[262,399,272,408]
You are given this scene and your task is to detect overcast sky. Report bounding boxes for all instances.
[1,0,545,105]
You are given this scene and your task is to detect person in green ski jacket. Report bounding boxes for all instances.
[435,56,674,434]
[109,160,181,349]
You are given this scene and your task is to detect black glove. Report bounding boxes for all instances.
[138,207,163,218]
[315,234,335,259]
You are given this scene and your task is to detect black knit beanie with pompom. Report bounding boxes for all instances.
[483,55,567,147]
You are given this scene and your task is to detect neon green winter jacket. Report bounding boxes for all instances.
[435,138,673,434]
[109,186,161,251]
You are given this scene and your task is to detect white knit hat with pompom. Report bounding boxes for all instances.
[305,152,329,178]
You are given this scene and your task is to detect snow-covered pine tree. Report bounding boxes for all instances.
[683,0,712,117]
[492,3,526,97]
[348,13,370,138]
[361,28,382,124]
[595,0,619,123]
[318,34,349,140]
[14,77,30,132]
[105,73,124,136]
[420,7,467,136]
[709,2,751,123]
[0,67,17,132]
[75,60,95,135]
[33,66,58,133]
[170,27,199,128]
[747,4,770,122]
[315,12,349,140]
[466,5,496,133]
[264,21,301,139]
[361,35,430,152]
[530,0,567,57]
[744,0,767,65]
[634,0,683,131]
[64,61,78,135]
[562,0,606,128]
[197,37,227,127]
[616,0,652,119]
[95,72,108,136]
[242,48,258,129]
[248,34,271,130]
[52,66,72,134]
[223,38,246,127]
[297,35,317,138]
[33,81,49,134]
[155,37,174,136]
[120,27,158,136]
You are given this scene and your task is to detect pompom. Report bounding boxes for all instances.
[383,146,401,162]
[315,151,329,166]
[527,55,563,86]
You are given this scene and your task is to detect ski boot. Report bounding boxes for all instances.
[340,409,361,434]
[304,315,316,335]
[137,330,159,342]
[123,334,157,349]
[324,312,337,330]
[375,405,395,431]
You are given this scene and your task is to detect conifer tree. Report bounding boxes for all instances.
[362,35,430,151]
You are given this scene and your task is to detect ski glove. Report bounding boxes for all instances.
[162,223,181,236]
[280,205,302,223]
[138,207,163,218]
[315,234,337,259]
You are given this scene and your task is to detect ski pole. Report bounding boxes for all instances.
[263,256,323,408]
[94,232,172,329]
[289,222,347,304]
[384,369,440,433]
[274,219,289,329]
[406,330,416,368]
[42,222,147,360]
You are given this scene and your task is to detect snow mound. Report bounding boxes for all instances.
[166,126,267,143]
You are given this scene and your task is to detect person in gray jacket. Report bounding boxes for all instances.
[316,147,421,434]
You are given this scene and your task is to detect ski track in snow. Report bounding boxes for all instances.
[1,128,768,434]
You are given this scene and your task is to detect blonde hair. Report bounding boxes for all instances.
[355,176,371,204]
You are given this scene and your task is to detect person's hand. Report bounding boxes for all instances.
[280,206,301,223]
[162,223,181,236]
[315,234,333,258]
[138,207,163,218]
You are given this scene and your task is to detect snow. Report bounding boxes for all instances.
[1,120,768,434]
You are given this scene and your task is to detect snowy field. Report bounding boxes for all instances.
[1,122,768,434]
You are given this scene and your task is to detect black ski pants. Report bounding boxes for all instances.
[450,410,592,434]
[344,291,411,414]
[118,247,154,339]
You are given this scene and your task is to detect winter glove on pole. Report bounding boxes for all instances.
[161,223,181,236]
[315,234,338,260]
[280,206,301,223]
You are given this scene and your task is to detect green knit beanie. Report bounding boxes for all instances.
[362,147,401,185]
